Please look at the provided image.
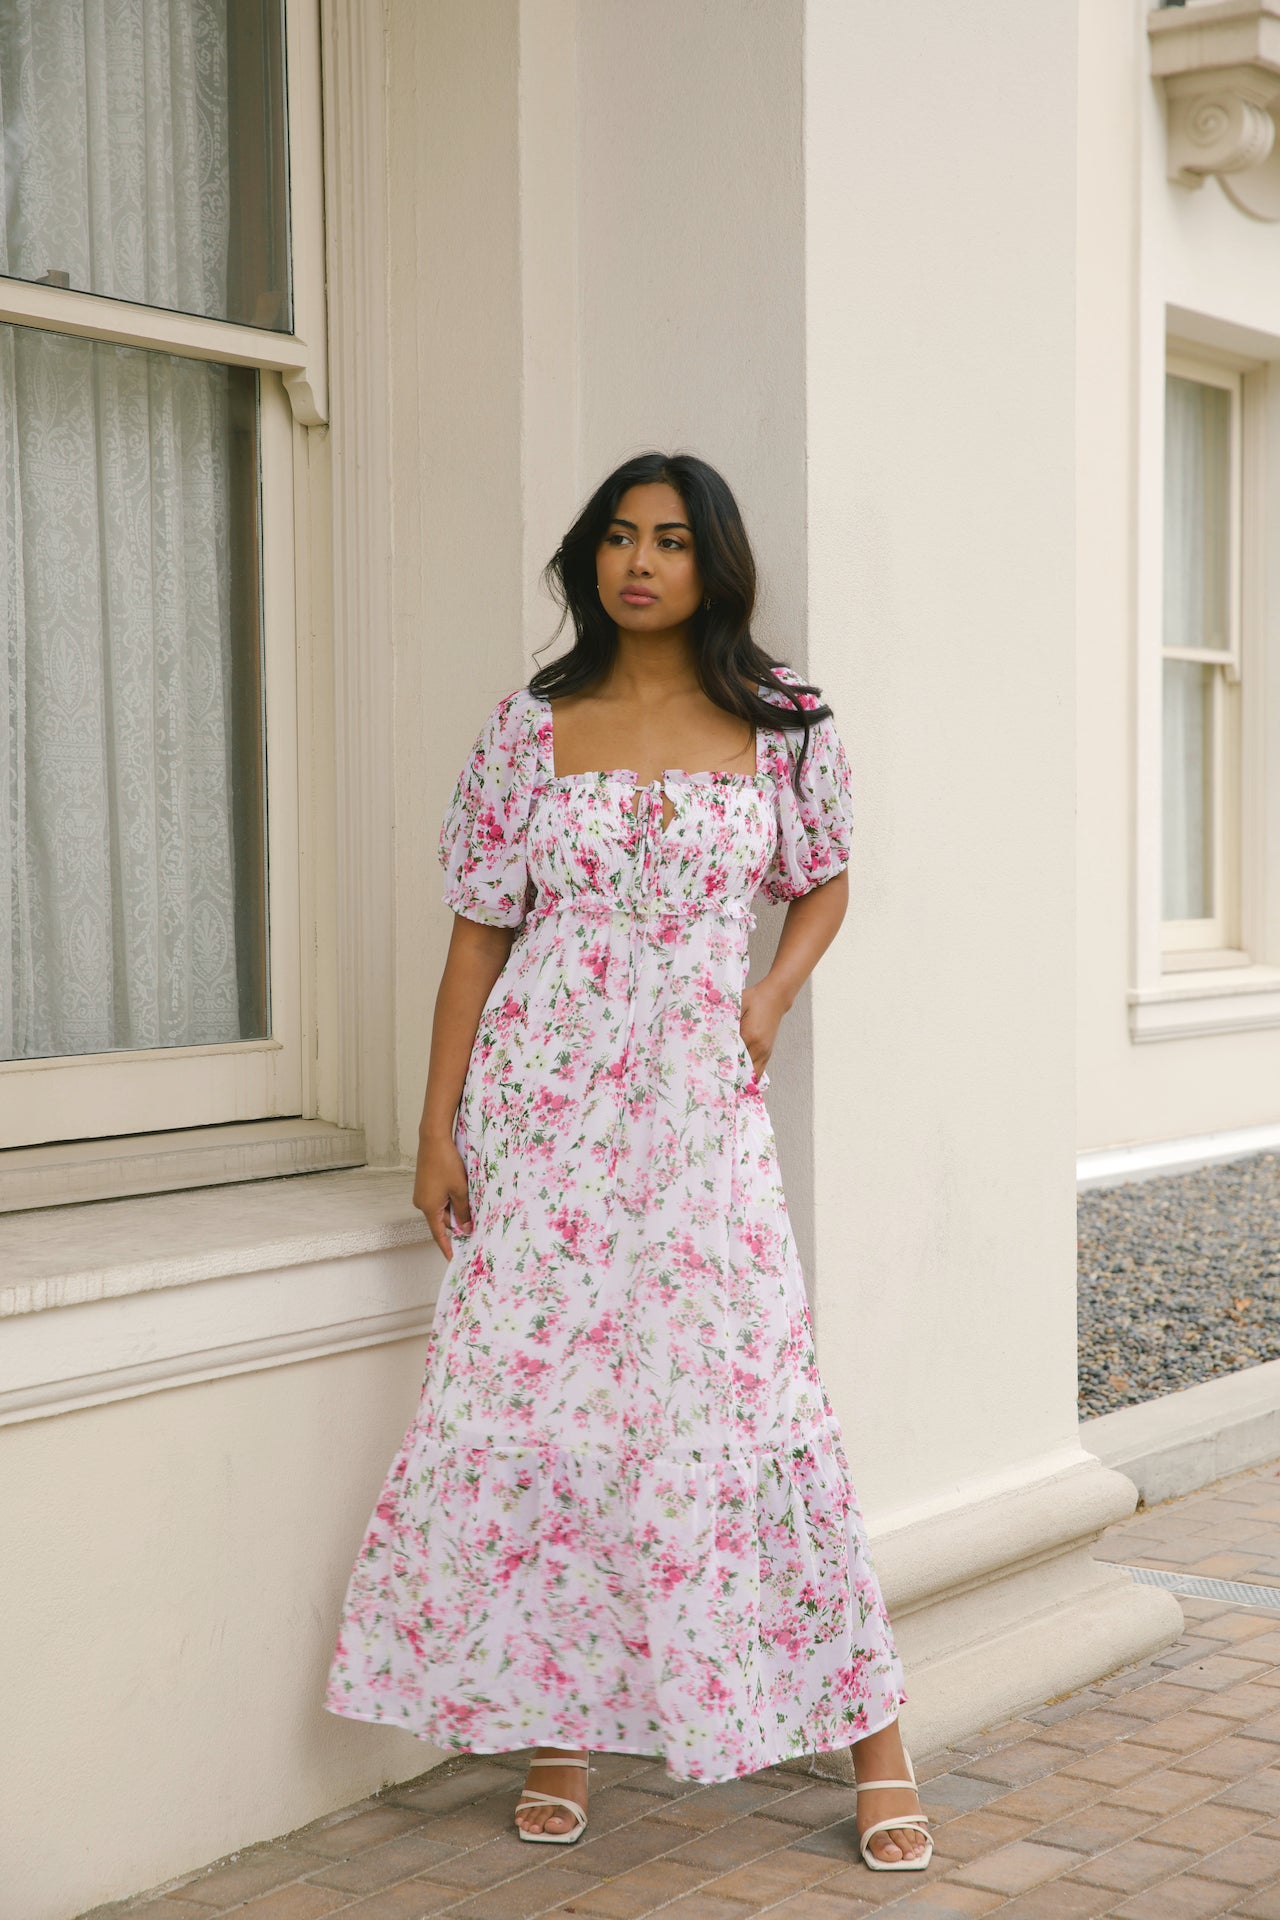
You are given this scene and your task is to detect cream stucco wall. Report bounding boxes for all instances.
[3,1339,434,1920]
[574,0,808,636]
[1076,0,1280,1155]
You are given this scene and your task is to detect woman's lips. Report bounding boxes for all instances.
[621,590,656,604]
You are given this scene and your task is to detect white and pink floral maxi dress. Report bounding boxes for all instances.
[324,664,909,1781]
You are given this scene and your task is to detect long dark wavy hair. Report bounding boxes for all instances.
[530,451,832,795]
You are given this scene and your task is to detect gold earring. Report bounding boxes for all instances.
[703,596,712,610]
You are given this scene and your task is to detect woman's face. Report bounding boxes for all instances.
[595,482,704,633]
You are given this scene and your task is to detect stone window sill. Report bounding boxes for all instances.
[0,1118,367,1213]
[1128,961,1280,1041]
[0,1167,436,1426]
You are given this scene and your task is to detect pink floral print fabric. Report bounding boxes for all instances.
[324,664,909,1780]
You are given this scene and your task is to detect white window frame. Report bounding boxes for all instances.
[1160,352,1243,962]
[1129,315,1280,1043]
[0,1,329,1154]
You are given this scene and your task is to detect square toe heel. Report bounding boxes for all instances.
[854,1741,933,1872]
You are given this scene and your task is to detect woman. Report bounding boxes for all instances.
[324,453,931,1872]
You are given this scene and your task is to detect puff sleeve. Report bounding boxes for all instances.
[758,677,854,906]
[437,690,537,928]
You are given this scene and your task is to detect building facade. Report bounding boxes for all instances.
[4,3,1276,1914]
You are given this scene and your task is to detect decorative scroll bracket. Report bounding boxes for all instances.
[1150,0,1280,221]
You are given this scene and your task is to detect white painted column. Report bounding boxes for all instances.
[802,0,1179,1750]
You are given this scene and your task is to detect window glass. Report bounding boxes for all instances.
[1163,373,1230,654]
[1162,659,1213,921]
[0,0,290,331]
[0,323,269,1060]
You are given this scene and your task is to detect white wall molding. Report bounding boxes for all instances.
[518,0,581,665]
[1,1302,433,1427]
[1128,961,1280,1039]
[321,0,399,1158]
[1150,0,1280,219]
[870,1453,1182,1760]
[283,0,330,424]
[1165,65,1280,201]
[1084,1355,1280,1505]
[0,1171,437,1426]
[872,1455,1140,1615]
[887,1551,1179,1778]
[1078,1116,1280,1187]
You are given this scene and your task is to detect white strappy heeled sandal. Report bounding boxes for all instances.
[514,1751,590,1845]
[854,1742,933,1871]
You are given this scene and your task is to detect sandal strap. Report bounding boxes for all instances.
[515,1789,587,1825]
[859,1812,932,1843]
[525,1756,590,1769]
[854,1777,921,1793]
[859,1815,933,1846]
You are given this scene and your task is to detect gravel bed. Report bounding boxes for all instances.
[1078,1149,1280,1418]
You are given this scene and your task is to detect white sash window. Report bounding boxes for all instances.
[0,0,325,1156]
[1161,356,1243,961]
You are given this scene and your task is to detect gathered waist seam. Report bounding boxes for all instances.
[524,897,757,930]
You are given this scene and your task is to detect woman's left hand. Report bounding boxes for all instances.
[739,977,789,1083]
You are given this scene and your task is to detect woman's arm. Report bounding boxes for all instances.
[740,870,849,1080]
[415,914,517,1257]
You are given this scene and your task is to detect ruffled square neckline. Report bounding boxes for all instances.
[526,686,780,789]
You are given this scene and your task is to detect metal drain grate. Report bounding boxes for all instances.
[1117,1563,1280,1612]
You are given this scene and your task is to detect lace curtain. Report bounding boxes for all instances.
[0,0,244,1060]
[1162,373,1228,922]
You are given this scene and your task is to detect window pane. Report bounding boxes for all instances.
[0,1,290,331]
[0,323,268,1060]
[1163,373,1231,653]
[1162,659,1214,921]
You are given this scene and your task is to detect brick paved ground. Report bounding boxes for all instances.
[87,1456,1280,1920]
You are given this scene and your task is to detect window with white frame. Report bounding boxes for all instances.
[1161,354,1244,964]
[0,0,320,1153]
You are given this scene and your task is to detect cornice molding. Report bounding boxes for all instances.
[1149,0,1280,218]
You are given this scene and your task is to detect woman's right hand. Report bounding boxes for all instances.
[415,1132,472,1259]
[415,913,514,1258]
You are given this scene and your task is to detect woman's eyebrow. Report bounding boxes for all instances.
[609,516,693,533]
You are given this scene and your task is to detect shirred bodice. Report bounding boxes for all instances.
[438,670,854,933]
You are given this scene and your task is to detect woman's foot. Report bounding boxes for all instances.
[852,1721,930,1865]
[514,1746,589,1837]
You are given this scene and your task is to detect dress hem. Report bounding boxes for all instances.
[321,1691,909,1785]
